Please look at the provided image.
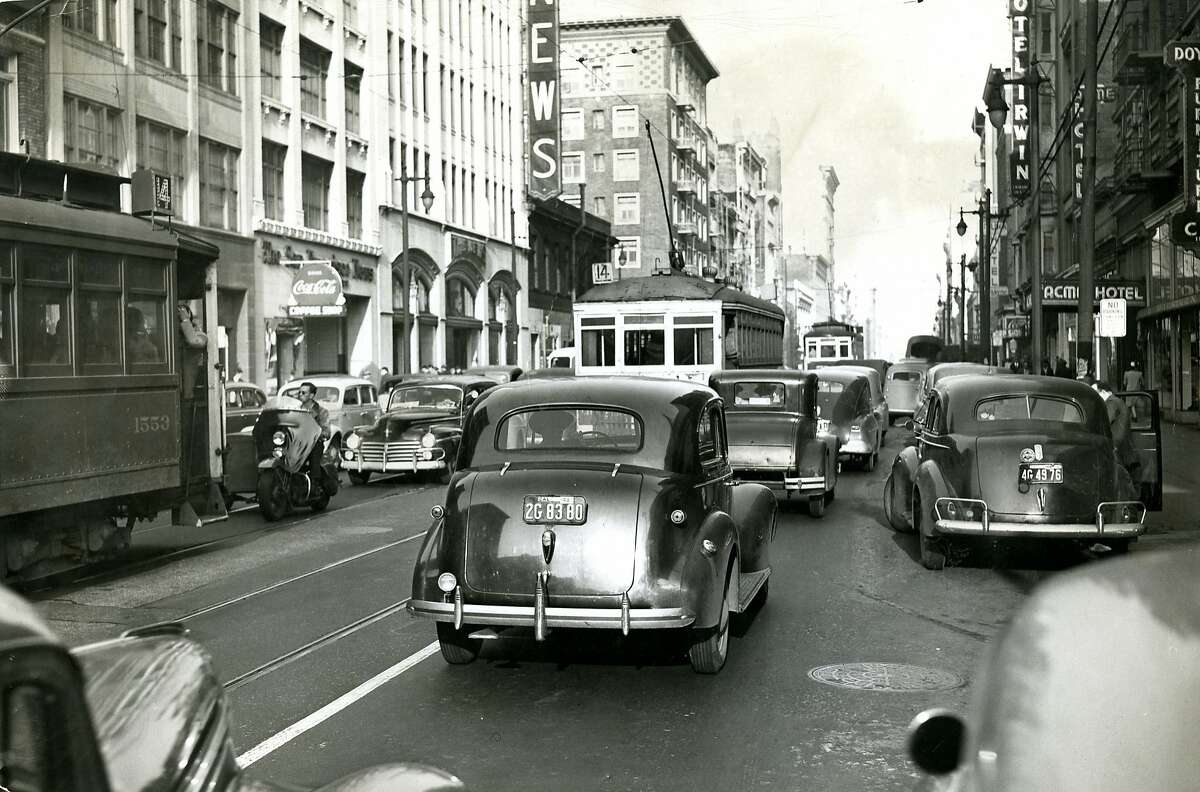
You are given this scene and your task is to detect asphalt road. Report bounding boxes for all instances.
[30,427,1198,792]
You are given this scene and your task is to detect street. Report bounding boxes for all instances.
[29,425,1196,791]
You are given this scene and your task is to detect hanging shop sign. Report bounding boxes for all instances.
[527,0,561,201]
[1008,0,1032,201]
[286,260,347,318]
[1169,43,1200,249]
[1041,279,1145,307]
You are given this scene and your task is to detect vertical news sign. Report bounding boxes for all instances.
[527,0,561,201]
[1009,0,1032,200]
[1167,42,1200,250]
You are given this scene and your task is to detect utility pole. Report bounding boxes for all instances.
[960,254,968,360]
[945,255,953,347]
[1078,0,1098,376]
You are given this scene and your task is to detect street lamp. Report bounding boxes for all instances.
[983,63,1045,373]
[394,160,436,374]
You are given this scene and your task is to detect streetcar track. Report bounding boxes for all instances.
[223,597,412,692]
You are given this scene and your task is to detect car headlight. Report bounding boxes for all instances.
[420,432,436,448]
[272,430,287,446]
[346,433,361,450]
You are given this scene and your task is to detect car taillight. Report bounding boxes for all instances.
[272,430,287,446]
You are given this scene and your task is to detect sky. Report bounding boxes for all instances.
[561,0,1012,360]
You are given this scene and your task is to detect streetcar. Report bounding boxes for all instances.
[802,320,865,366]
[572,271,785,382]
[0,154,225,580]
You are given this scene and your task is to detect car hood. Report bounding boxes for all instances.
[359,410,457,440]
[973,430,1118,521]
[74,636,222,792]
[725,412,799,468]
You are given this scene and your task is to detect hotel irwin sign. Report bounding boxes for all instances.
[527,0,561,201]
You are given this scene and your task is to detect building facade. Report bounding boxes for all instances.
[559,16,719,280]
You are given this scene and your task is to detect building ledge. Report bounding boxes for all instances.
[302,113,339,143]
[343,23,367,50]
[261,96,292,125]
[256,217,382,256]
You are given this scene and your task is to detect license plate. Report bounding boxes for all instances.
[1019,462,1063,484]
[523,495,588,525]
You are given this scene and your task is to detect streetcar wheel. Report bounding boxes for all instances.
[348,471,372,486]
[436,622,482,664]
[688,568,734,674]
[256,471,289,522]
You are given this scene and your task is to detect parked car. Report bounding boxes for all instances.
[547,346,575,369]
[409,377,777,674]
[279,375,381,457]
[883,374,1161,570]
[463,365,523,383]
[835,364,889,442]
[907,546,1199,791]
[342,375,498,485]
[884,359,929,422]
[0,586,465,792]
[224,382,267,433]
[813,367,882,471]
[709,370,838,517]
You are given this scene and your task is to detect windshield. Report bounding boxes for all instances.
[496,408,643,454]
[388,385,463,413]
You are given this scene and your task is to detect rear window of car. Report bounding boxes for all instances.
[496,408,643,453]
[717,381,787,410]
[815,380,844,417]
[975,395,1084,423]
[890,371,922,382]
[281,386,339,406]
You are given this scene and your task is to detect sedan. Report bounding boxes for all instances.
[224,382,266,434]
[814,368,881,472]
[279,375,381,456]
[408,377,777,674]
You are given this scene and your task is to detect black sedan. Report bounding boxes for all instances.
[408,377,778,673]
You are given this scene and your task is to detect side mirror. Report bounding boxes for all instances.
[906,708,966,776]
[903,419,915,432]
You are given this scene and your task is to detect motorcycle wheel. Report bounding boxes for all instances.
[311,493,330,512]
[257,470,290,521]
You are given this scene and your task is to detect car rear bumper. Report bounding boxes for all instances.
[733,469,825,495]
[933,498,1146,538]
[839,439,874,455]
[408,599,695,630]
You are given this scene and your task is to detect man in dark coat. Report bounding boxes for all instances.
[1094,381,1139,483]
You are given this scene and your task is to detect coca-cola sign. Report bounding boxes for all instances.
[287,260,346,318]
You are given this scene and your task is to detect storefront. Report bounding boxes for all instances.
[1040,276,1146,379]
[177,226,255,382]
[1138,220,1200,421]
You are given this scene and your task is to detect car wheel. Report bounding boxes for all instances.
[884,474,914,533]
[808,494,826,518]
[436,622,482,664]
[256,470,289,522]
[688,567,734,674]
[864,452,877,473]
[348,471,372,486]
[325,436,342,469]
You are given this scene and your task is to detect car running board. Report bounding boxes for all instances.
[736,569,770,613]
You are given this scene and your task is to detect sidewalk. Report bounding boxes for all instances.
[1140,422,1200,550]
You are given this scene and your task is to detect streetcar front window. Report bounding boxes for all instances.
[581,316,616,367]
[623,315,665,366]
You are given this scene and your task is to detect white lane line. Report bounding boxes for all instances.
[236,641,440,768]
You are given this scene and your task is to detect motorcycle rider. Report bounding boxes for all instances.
[295,382,332,480]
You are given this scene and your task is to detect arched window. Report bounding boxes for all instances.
[446,277,476,318]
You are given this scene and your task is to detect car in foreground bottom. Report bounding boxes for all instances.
[907,546,1200,791]
[884,375,1160,569]
[408,377,777,674]
[0,586,465,792]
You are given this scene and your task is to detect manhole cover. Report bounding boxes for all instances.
[807,663,963,692]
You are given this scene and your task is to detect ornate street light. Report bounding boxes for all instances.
[394,166,436,374]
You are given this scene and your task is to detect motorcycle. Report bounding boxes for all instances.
[252,398,340,521]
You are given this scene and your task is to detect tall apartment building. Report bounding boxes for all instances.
[6,0,527,386]
[717,140,766,293]
[559,16,719,279]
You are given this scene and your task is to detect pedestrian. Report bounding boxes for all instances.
[1008,359,1019,374]
[1123,361,1144,391]
[232,366,245,382]
[1055,356,1073,379]
[1041,358,1053,376]
[1093,380,1140,483]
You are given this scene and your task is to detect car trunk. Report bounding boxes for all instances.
[974,432,1111,521]
[886,379,921,413]
[464,467,643,597]
[725,412,798,469]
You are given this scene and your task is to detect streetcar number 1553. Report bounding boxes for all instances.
[133,415,171,433]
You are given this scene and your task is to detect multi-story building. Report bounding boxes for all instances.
[559,16,719,279]
[717,140,766,294]
[4,0,528,388]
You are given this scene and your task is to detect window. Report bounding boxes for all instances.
[19,245,72,374]
[0,56,15,153]
[562,152,584,183]
[581,316,616,367]
[561,61,585,96]
[199,139,239,231]
[197,0,238,95]
[262,141,286,221]
[592,152,606,173]
[64,0,119,46]
[674,315,715,366]
[343,384,359,405]
[590,63,605,91]
[615,194,640,225]
[0,244,11,368]
[260,18,284,99]
[77,251,122,371]
[300,40,330,117]
[593,196,607,217]
[446,278,475,318]
[614,236,640,268]
[301,155,332,231]
[613,150,639,181]
[612,58,636,92]
[343,0,358,28]
[63,95,122,170]
[347,169,365,238]
[561,109,584,141]
[126,257,169,369]
[136,118,187,210]
[345,63,362,133]
[135,0,168,63]
[612,106,638,138]
[623,314,665,366]
[592,109,605,130]
[975,395,1084,424]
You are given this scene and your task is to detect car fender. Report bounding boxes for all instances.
[913,460,955,537]
[411,517,446,602]
[796,437,827,478]
[884,453,915,530]
[682,511,737,630]
[729,482,776,571]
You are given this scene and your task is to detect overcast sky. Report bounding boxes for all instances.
[561,0,1012,359]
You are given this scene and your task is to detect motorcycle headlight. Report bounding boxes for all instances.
[420,432,436,448]
[346,433,361,450]
[272,430,287,447]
